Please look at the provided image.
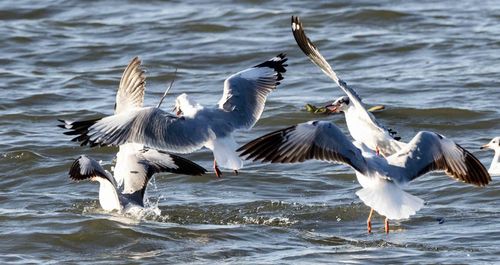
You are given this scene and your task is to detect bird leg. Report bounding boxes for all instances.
[233,170,238,175]
[367,208,374,233]
[213,159,222,178]
[384,217,390,234]
[376,146,381,156]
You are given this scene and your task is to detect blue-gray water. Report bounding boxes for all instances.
[1,0,499,264]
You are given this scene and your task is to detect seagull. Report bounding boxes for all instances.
[60,57,206,184]
[69,151,206,213]
[59,54,288,178]
[291,16,405,156]
[238,120,491,233]
[480,137,500,176]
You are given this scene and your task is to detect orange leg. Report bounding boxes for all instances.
[385,217,390,234]
[376,146,381,156]
[213,159,222,178]
[367,208,374,233]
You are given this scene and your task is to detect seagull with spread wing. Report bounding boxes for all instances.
[66,57,206,212]
[291,16,405,156]
[60,54,287,177]
[238,120,491,233]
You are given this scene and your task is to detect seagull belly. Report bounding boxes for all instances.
[206,136,243,170]
[355,172,424,220]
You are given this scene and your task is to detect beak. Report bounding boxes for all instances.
[324,103,339,113]
[173,106,182,116]
[480,144,489,150]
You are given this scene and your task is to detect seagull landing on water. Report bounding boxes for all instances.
[59,54,288,178]
[238,120,491,233]
[69,151,206,213]
[291,16,405,157]
[480,137,500,176]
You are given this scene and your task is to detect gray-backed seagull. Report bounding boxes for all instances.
[68,151,206,213]
[291,16,405,157]
[60,54,288,178]
[480,136,500,176]
[238,120,491,233]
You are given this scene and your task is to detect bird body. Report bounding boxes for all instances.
[238,120,491,228]
[60,54,288,177]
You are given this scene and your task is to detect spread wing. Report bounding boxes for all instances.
[291,16,383,131]
[218,54,287,130]
[115,57,146,114]
[69,155,117,187]
[387,131,491,186]
[59,107,212,153]
[119,148,206,205]
[238,120,368,173]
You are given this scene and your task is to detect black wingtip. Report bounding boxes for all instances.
[68,155,92,182]
[290,15,318,58]
[169,153,208,176]
[59,118,102,147]
[254,53,288,83]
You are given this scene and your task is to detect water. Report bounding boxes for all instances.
[1,0,499,264]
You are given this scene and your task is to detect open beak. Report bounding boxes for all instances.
[324,103,339,113]
[480,144,489,150]
[173,106,182,116]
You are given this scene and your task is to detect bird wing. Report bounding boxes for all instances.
[291,16,384,132]
[115,57,146,114]
[69,155,117,187]
[386,131,491,186]
[120,148,207,205]
[217,54,287,130]
[238,120,368,173]
[59,107,212,153]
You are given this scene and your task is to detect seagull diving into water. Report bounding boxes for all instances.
[69,152,206,212]
[65,57,206,212]
[59,54,287,178]
[480,137,500,176]
[291,16,405,157]
[238,123,491,233]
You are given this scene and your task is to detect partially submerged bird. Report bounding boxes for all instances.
[480,137,500,176]
[60,54,288,178]
[69,151,206,212]
[238,120,491,233]
[291,16,404,156]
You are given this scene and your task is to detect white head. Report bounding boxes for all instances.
[173,93,203,118]
[481,137,500,152]
[324,96,352,113]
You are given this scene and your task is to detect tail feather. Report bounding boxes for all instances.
[355,180,424,220]
[212,137,243,170]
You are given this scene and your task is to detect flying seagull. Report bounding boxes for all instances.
[238,120,491,233]
[291,16,405,156]
[69,152,206,212]
[60,54,288,178]
[60,57,206,184]
[480,136,500,176]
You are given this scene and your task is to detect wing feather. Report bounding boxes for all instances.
[238,121,368,173]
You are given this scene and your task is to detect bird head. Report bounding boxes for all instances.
[173,93,203,118]
[324,96,350,113]
[480,137,500,152]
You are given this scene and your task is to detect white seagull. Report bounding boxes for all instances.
[69,152,206,212]
[291,16,405,156]
[238,120,491,233]
[480,137,500,176]
[60,54,288,178]
[60,57,206,185]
